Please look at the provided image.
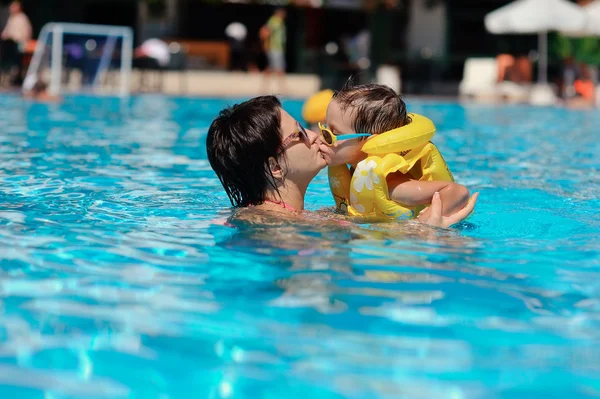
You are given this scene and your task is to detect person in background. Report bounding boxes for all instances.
[570,0,597,107]
[554,31,598,108]
[134,38,171,91]
[225,22,248,71]
[496,54,532,84]
[0,0,31,86]
[22,80,61,102]
[134,38,171,69]
[569,63,596,108]
[261,8,287,93]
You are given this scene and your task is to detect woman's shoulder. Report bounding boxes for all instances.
[230,207,300,225]
[230,206,352,228]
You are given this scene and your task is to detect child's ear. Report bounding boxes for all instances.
[268,157,284,180]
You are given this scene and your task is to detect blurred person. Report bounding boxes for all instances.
[134,38,170,91]
[0,0,31,86]
[568,63,596,108]
[514,56,533,83]
[496,54,532,84]
[261,8,287,93]
[555,32,598,106]
[134,38,171,69]
[225,22,248,71]
[22,79,61,102]
[570,1,596,107]
[496,54,514,83]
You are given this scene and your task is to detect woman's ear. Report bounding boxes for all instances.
[268,157,284,180]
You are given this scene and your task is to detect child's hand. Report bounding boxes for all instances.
[417,192,479,228]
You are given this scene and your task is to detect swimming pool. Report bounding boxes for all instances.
[0,93,598,399]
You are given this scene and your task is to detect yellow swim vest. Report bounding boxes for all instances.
[328,113,454,219]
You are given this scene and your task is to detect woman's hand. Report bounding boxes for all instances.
[417,191,479,228]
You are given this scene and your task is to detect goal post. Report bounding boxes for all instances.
[24,23,134,97]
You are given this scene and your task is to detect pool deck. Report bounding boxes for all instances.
[8,70,581,105]
[1,70,321,100]
[138,70,322,99]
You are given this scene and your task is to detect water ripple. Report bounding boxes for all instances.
[0,94,597,398]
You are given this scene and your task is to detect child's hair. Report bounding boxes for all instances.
[332,80,411,135]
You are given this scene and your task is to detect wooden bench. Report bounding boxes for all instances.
[166,40,230,69]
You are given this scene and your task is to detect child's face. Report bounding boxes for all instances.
[325,100,369,166]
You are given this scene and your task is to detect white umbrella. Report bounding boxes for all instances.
[485,0,587,83]
[562,0,600,36]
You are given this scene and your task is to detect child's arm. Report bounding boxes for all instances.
[387,173,470,217]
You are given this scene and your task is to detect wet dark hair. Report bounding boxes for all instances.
[32,80,47,94]
[333,80,411,135]
[206,96,284,208]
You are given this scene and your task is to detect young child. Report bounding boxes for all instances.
[324,82,471,221]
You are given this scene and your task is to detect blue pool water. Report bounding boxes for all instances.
[0,93,598,399]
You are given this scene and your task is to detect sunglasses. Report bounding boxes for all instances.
[277,122,311,155]
[318,123,371,146]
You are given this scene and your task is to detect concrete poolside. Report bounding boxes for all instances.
[134,70,321,99]
[1,70,321,99]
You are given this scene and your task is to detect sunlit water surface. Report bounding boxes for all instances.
[0,94,598,399]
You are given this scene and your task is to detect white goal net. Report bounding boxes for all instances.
[23,23,134,97]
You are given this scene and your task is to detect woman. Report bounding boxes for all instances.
[206,96,477,228]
